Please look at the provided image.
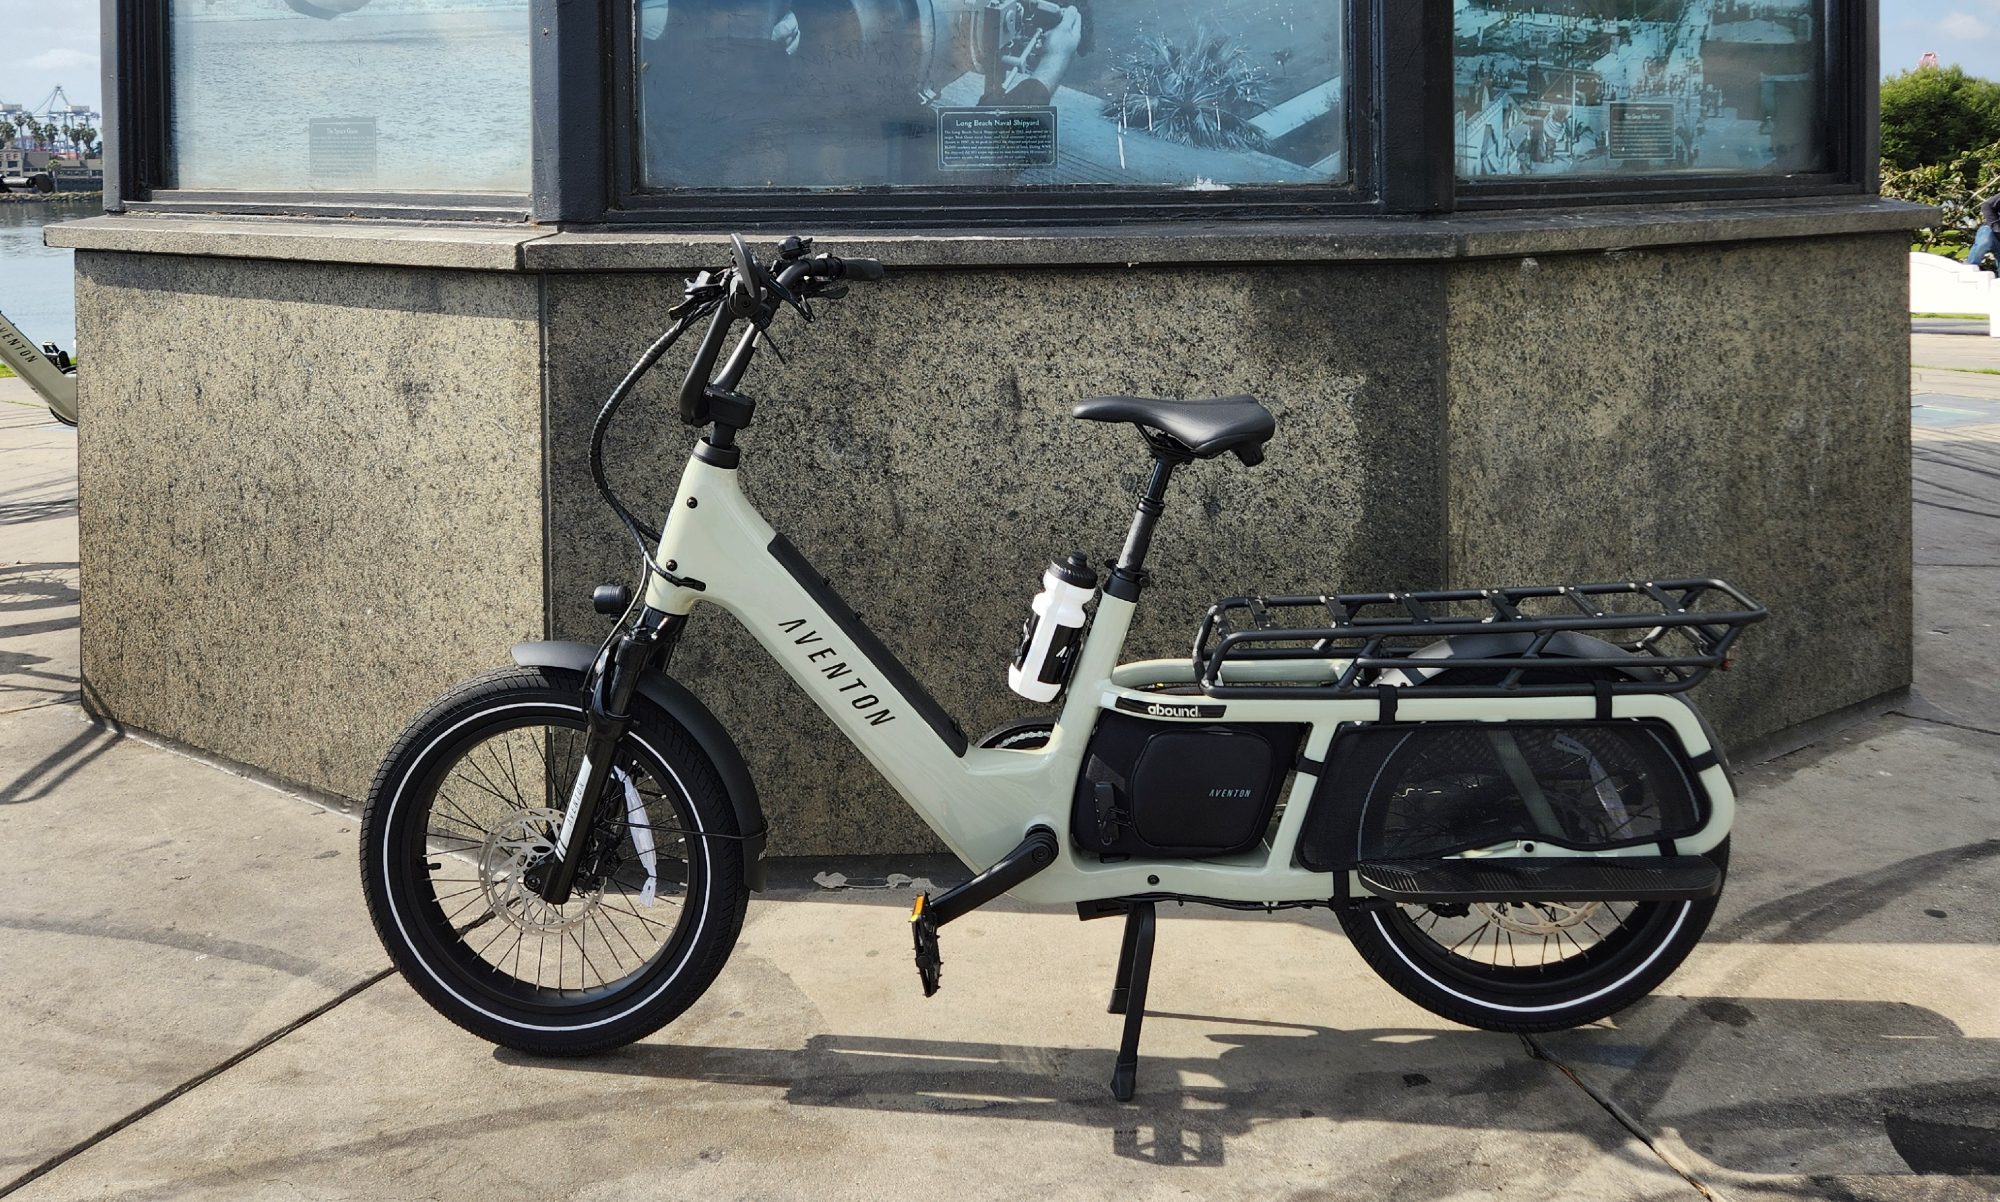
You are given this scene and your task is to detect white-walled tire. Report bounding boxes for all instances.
[1337,839,1728,1032]
[360,666,748,1054]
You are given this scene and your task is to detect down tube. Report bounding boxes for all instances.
[647,460,1049,864]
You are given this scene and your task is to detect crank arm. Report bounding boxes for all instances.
[909,826,1058,996]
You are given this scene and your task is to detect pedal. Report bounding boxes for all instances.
[910,892,942,996]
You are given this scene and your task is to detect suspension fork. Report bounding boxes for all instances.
[537,608,686,905]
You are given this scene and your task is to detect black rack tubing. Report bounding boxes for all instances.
[1196,636,1750,696]
[1196,580,1761,634]
[1196,610,1760,662]
[1199,675,1715,701]
[1204,577,1762,610]
[1200,628,1750,672]
[1187,578,1765,699]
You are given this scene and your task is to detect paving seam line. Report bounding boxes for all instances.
[0,967,397,1198]
[1888,709,2000,740]
[0,695,83,720]
[71,708,361,819]
[1519,1034,1729,1202]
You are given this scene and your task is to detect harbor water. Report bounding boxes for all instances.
[0,200,91,353]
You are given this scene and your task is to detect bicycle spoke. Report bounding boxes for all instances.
[1448,920,1492,956]
[406,710,702,1001]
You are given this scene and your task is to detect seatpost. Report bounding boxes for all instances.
[1106,456,1180,602]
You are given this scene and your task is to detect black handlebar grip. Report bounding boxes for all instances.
[679,303,735,424]
[838,257,884,281]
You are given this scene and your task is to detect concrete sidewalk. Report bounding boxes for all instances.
[4,351,2000,1200]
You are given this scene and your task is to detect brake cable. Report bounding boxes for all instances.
[588,251,820,594]
[588,306,708,590]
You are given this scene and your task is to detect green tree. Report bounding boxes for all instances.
[1882,139,2000,256]
[1882,65,2000,170]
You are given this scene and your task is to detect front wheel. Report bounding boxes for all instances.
[360,666,749,1054]
[1338,840,1728,1033]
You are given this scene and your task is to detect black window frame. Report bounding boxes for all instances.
[596,0,1383,226]
[98,0,1876,225]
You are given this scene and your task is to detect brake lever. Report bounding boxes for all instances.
[670,269,728,320]
[765,264,813,323]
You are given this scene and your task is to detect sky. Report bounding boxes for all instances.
[1,0,99,115]
[1884,0,2000,80]
[3,0,2000,125]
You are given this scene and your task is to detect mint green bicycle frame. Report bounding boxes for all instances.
[637,450,1735,907]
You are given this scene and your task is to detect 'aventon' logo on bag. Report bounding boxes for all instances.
[1209,787,1254,798]
[779,619,896,727]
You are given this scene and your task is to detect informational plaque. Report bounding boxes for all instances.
[309,117,379,189]
[1606,102,1675,162]
[936,107,1059,171]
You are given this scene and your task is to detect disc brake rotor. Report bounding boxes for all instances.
[1473,899,1604,937]
[479,808,601,934]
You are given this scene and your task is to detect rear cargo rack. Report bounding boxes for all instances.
[1192,578,1766,700]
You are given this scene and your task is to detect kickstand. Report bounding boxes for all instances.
[1108,900,1155,1101]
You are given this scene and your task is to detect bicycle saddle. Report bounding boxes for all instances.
[1072,395,1275,465]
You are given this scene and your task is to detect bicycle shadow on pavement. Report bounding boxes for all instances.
[507,991,2000,1184]
[0,559,80,714]
[504,1018,1630,1169]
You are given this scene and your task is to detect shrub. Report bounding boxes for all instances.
[1103,28,1268,151]
[1881,139,2000,256]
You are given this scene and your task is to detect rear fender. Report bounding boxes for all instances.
[511,640,768,891]
[1386,629,1735,831]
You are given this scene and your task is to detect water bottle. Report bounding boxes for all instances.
[1009,552,1097,702]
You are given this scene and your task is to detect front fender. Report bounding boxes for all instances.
[511,640,768,891]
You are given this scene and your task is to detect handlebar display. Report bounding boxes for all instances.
[727,233,767,318]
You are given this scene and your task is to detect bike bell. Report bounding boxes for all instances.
[1008,552,1097,703]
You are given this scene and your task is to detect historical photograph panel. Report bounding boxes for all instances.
[637,0,1346,189]
[1455,0,1826,178]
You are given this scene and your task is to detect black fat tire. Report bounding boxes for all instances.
[1337,840,1729,1033]
[360,666,748,1055]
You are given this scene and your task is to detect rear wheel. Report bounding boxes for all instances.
[1350,645,1728,1030]
[360,666,748,1054]
[1339,839,1728,1031]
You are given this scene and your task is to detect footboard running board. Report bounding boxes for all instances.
[1357,857,1722,904]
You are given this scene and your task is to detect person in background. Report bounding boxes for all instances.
[978,5,1084,107]
[1972,193,2000,275]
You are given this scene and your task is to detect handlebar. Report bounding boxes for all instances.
[828,256,884,281]
[678,302,738,424]
[674,235,884,426]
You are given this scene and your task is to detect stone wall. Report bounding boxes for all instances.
[63,211,1917,854]
[1444,233,1912,747]
[74,252,548,800]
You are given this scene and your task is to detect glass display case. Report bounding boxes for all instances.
[634,0,1346,189]
[167,0,530,192]
[103,0,1868,219]
[1454,0,1826,180]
